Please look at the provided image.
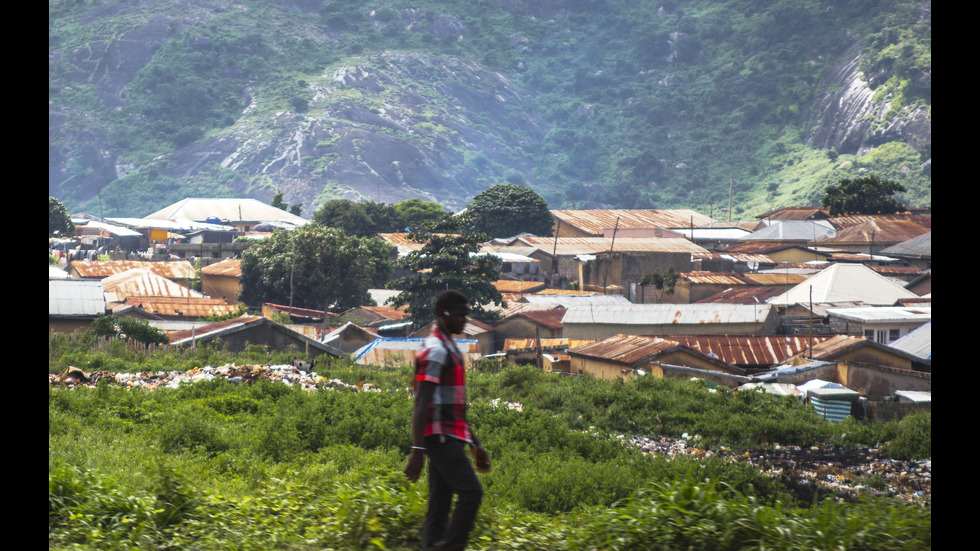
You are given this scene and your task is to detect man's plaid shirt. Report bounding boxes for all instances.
[414,325,473,443]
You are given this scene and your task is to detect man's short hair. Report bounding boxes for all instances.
[434,290,468,314]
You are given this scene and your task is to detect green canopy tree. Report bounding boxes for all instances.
[49,196,75,238]
[238,224,392,318]
[386,215,504,327]
[821,174,908,216]
[463,184,554,239]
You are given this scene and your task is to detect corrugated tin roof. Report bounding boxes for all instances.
[720,242,829,256]
[562,303,774,326]
[694,286,788,305]
[766,263,917,306]
[514,236,708,255]
[71,260,197,280]
[500,308,566,330]
[671,335,831,366]
[124,296,239,318]
[681,272,749,286]
[825,305,931,323]
[200,258,242,277]
[879,231,931,259]
[818,220,930,246]
[49,279,106,316]
[738,273,810,286]
[102,269,206,303]
[755,206,830,221]
[144,198,307,223]
[568,334,682,365]
[888,321,931,360]
[741,220,836,242]
[492,280,547,294]
[551,209,718,235]
[828,213,931,230]
[521,293,631,306]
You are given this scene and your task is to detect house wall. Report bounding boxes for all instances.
[580,252,693,292]
[492,317,561,353]
[202,275,241,305]
[766,248,828,264]
[571,350,733,381]
[839,363,930,401]
[49,318,95,336]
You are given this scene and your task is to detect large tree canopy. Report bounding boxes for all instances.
[312,198,448,236]
[238,224,392,315]
[821,174,908,216]
[463,184,554,239]
[386,215,504,327]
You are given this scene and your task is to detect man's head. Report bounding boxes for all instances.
[435,290,469,335]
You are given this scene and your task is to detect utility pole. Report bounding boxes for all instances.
[729,176,733,223]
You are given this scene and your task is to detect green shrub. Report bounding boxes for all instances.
[880,412,931,460]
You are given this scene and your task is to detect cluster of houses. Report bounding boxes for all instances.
[49,198,931,422]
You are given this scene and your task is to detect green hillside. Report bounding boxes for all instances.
[49,0,930,218]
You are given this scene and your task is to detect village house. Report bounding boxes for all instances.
[49,279,106,335]
[824,305,931,346]
[200,258,244,305]
[664,271,810,304]
[167,315,342,358]
[566,334,747,384]
[492,306,566,354]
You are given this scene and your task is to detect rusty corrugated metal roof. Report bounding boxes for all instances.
[125,296,239,318]
[516,236,707,254]
[102,269,206,303]
[567,334,682,365]
[681,271,747,285]
[738,272,810,286]
[551,209,717,235]
[694,286,788,305]
[493,280,547,294]
[71,260,197,280]
[755,207,830,221]
[200,258,242,277]
[671,335,832,366]
[828,213,931,230]
[787,334,867,362]
[818,220,930,246]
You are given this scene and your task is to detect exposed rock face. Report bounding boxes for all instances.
[802,41,931,157]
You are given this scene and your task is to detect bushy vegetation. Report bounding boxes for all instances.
[50,335,930,549]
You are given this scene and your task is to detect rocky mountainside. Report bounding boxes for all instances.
[49,0,930,218]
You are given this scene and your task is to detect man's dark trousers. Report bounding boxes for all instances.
[421,434,483,550]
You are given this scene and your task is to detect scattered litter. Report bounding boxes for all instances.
[49,364,376,394]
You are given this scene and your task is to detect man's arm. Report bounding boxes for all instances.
[404,380,435,482]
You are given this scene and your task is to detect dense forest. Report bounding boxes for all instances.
[49,0,930,218]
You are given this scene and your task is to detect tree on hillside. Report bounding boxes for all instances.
[238,225,392,319]
[386,215,504,327]
[393,198,449,231]
[463,184,554,239]
[821,174,908,216]
[49,196,75,238]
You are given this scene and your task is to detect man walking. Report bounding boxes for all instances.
[404,290,491,550]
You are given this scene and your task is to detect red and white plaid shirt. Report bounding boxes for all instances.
[414,325,472,443]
